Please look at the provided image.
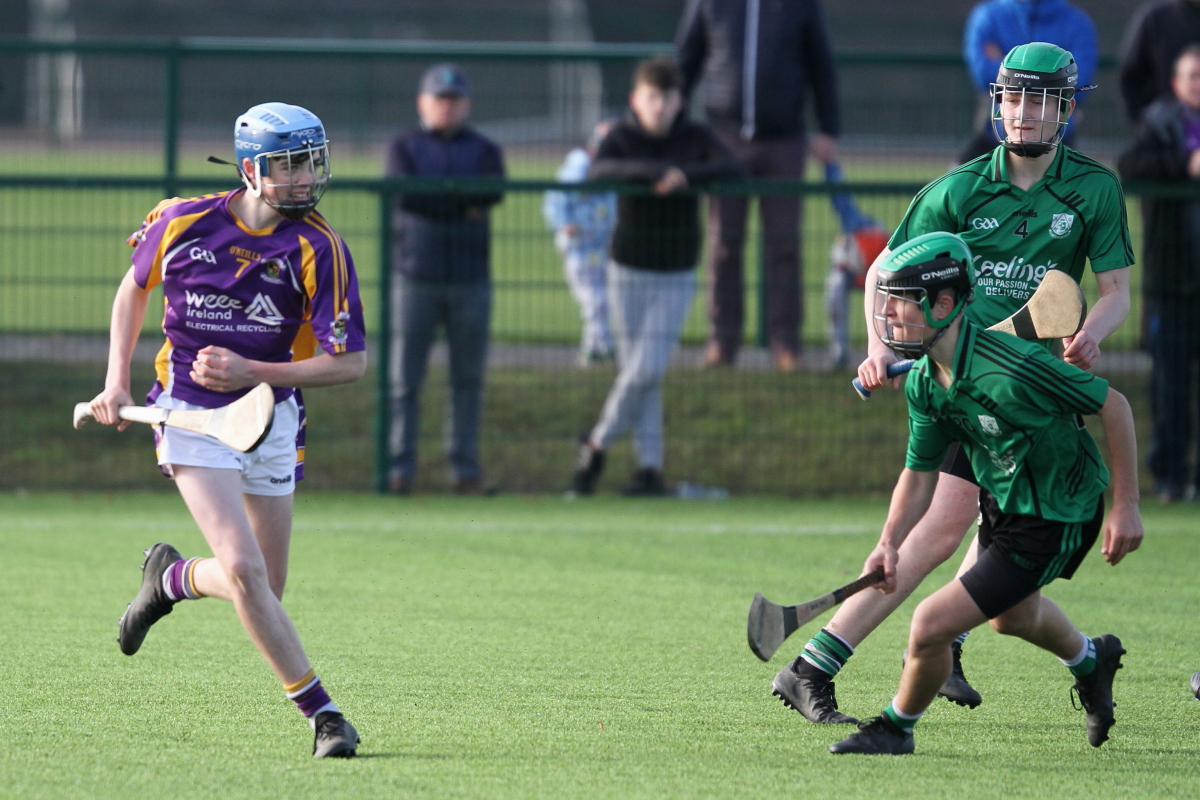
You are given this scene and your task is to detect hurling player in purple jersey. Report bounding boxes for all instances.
[87,103,366,758]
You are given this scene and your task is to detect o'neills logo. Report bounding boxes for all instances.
[921,267,960,281]
[1013,72,1041,80]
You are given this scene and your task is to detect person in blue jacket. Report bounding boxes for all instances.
[543,120,618,365]
[957,0,1098,164]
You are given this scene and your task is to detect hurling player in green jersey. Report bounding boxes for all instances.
[829,232,1142,755]
[773,43,1135,727]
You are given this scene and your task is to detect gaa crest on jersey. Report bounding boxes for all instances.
[260,258,286,285]
[329,311,349,344]
[1049,213,1075,239]
[978,414,1001,435]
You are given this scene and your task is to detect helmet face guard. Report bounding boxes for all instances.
[243,143,330,221]
[873,287,940,359]
[989,84,1074,158]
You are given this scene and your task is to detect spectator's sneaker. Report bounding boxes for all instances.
[939,641,982,708]
[828,715,914,755]
[312,711,360,758]
[772,657,858,724]
[622,467,668,497]
[572,438,605,496]
[117,543,182,656]
[1190,670,1200,700]
[1071,634,1126,747]
[900,642,982,708]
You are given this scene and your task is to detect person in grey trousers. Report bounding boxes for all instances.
[572,57,744,496]
[385,64,504,494]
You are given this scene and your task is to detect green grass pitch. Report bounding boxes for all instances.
[3,492,1198,798]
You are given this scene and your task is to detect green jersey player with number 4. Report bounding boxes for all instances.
[773,42,1136,727]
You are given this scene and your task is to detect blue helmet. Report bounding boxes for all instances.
[234,102,331,220]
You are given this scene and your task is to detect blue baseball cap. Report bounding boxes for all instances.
[420,64,471,97]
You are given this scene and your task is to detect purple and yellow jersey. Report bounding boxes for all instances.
[129,190,366,410]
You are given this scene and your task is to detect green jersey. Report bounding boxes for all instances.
[890,145,1134,329]
[905,319,1111,523]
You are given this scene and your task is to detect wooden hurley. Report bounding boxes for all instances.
[73,382,276,453]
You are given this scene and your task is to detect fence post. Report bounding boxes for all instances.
[163,41,181,198]
[756,204,768,348]
[375,188,393,493]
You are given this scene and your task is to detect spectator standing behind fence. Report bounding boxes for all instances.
[385,64,504,495]
[675,0,839,371]
[572,57,744,497]
[957,0,1097,165]
[542,121,618,365]
[1117,45,1200,503]
[1120,0,1200,124]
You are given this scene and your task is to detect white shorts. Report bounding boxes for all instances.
[154,390,300,497]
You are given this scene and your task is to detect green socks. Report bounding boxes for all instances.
[882,700,923,733]
[799,628,855,677]
[1060,634,1097,678]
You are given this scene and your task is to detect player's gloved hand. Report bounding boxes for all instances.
[191,345,257,392]
[857,348,902,392]
[864,542,899,594]
[1100,501,1143,566]
[1062,329,1100,370]
[89,385,135,431]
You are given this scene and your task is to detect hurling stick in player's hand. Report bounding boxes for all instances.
[852,269,1087,399]
[748,568,886,662]
[73,382,276,453]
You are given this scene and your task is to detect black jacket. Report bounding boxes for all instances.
[385,126,505,283]
[1119,0,1200,124]
[588,113,745,271]
[1117,97,1200,297]
[675,0,839,140]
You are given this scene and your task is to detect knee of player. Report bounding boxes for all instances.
[909,603,958,651]
[988,610,1031,638]
[222,553,271,595]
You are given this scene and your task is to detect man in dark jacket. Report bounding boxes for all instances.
[385,64,504,494]
[1118,44,1200,502]
[572,57,744,496]
[675,0,839,370]
[1119,0,1200,124]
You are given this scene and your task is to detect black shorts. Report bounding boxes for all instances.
[959,490,1105,619]
[939,442,978,486]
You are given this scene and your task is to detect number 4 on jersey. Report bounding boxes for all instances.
[1014,220,1030,239]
